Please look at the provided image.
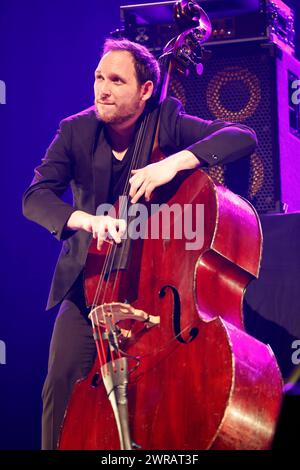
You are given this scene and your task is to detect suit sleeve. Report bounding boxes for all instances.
[22,119,77,241]
[159,97,257,166]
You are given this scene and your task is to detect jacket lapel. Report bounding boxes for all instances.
[91,117,112,213]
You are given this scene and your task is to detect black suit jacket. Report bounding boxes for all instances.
[23,97,257,309]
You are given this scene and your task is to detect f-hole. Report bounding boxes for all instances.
[159,285,198,344]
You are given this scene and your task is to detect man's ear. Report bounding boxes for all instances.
[141,80,154,101]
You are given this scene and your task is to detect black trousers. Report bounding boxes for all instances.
[41,278,96,450]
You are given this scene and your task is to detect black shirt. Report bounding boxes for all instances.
[109,149,133,205]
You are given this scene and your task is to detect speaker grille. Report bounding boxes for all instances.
[170,44,280,213]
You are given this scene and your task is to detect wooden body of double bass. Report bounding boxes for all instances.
[58,169,283,450]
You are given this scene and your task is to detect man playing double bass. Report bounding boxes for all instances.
[22,38,257,450]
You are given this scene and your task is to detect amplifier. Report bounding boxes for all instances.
[118,0,295,55]
[168,41,300,213]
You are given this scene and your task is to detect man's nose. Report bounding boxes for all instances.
[99,80,111,97]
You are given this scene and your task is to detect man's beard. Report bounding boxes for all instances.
[95,101,140,125]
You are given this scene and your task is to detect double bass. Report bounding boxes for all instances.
[58,1,283,450]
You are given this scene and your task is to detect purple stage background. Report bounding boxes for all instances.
[0,0,299,450]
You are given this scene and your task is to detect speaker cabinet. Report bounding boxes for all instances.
[170,42,300,213]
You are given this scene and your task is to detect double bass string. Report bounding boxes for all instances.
[90,50,170,368]
[88,113,151,367]
[103,52,170,305]
[107,111,154,302]
[91,46,168,314]
[97,112,150,305]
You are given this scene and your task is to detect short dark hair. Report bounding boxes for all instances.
[102,38,161,95]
